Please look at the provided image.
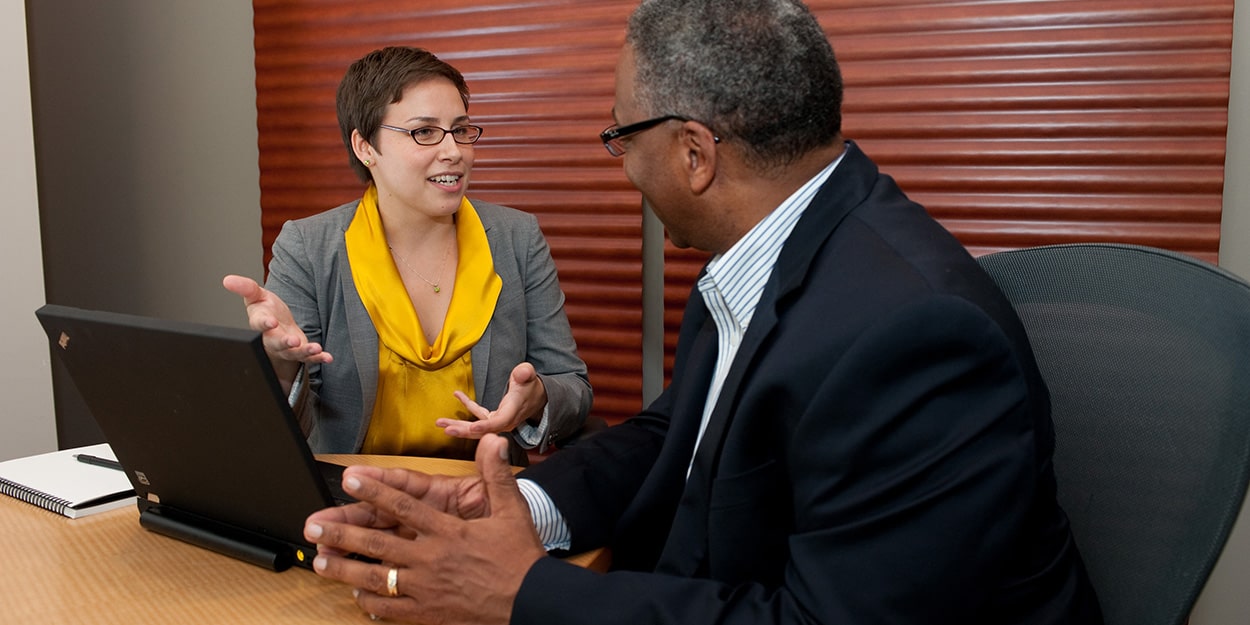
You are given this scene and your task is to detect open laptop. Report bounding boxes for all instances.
[35,304,353,571]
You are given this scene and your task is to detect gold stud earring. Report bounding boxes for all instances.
[363,159,371,166]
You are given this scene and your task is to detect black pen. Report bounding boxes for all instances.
[74,454,125,472]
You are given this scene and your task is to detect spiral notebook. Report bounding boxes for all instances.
[0,442,136,518]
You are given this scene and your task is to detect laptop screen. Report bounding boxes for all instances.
[36,304,338,570]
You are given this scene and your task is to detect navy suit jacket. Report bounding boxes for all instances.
[516,143,1101,624]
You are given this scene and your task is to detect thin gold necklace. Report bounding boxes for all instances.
[389,238,452,294]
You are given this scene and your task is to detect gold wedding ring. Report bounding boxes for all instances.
[385,566,400,597]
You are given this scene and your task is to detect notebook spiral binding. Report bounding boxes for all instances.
[0,478,72,516]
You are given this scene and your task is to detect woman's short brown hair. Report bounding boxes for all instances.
[336,46,470,182]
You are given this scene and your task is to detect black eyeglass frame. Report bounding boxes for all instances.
[601,115,720,157]
[379,124,484,146]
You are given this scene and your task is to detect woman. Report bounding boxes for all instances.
[224,46,591,464]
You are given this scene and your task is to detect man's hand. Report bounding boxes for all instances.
[305,463,490,532]
[304,434,546,624]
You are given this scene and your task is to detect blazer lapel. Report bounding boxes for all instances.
[652,305,720,576]
[338,227,381,450]
[471,213,495,399]
[655,142,877,576]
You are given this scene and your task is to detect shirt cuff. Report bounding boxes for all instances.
[513,404,551,450]
[517,478,572,552]
[286,363,305,407]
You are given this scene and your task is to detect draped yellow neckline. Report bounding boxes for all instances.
[345,186,502,456]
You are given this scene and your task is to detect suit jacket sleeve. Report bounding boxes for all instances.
[507,210,592,449]
[265,218,326,436]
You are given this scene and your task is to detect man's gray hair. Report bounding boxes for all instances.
[626,0,843,169]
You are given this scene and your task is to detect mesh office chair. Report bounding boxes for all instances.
[976,243,1250,625]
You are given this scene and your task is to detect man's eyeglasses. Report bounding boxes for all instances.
[380,124,484,146]
[599,115,691,157]
[600,115,720,157]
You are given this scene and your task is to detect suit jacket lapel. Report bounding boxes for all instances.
[652,304,720,576]
[471,215,495,398]
[656,142,878,575]
[339,230,381,451]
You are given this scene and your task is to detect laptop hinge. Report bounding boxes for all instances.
[138,502,296,571]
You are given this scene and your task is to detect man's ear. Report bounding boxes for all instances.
[681,121,718,195]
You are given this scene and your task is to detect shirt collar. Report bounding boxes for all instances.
[703,148,846,329]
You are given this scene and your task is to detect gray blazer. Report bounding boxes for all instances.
[265,198,592,463]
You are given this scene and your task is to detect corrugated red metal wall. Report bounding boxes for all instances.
[254,0,1233,420]
[255,1,641,422]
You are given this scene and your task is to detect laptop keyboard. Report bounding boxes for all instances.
[315,461,356,505]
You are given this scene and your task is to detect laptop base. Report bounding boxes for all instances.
[138,501,307,571]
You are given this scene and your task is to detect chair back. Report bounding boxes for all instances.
[977,243,1250,625]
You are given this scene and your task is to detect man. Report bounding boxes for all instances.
[303,1,1103,623]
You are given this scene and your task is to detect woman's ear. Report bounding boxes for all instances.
[350,128,376,165]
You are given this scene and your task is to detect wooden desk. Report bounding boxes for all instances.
[2,455,606,624]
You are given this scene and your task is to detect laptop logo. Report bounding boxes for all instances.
[58,331,70,350]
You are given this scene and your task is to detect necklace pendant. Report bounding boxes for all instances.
[433,285,441,293]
